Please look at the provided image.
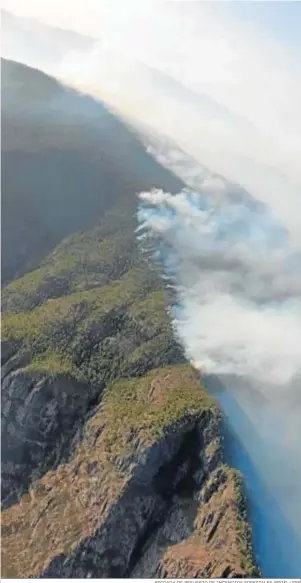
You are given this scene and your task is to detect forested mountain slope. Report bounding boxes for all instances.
[1,60,258,578]
[1,57,182,285]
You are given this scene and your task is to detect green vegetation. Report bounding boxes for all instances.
[2,191,183,391]
[128,290,170,332]
[90,364,214,453]
[2,267,159,342]
[232,470,260,577]
[2,173,216,450]
[2,58,183,285]
[2,270,171,386]
[2,230,141,311]
[26,351,73,375]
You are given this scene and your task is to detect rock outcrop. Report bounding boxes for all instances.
[1,363,258,578]
[1,348,93,509]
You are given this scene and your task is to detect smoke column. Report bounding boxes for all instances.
[136,149,301,575]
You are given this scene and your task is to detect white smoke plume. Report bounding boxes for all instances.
[137,183,301,387]
[136,146,301,560]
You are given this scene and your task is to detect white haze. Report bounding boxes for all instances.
[137,185,301,386]
[2,0,301,556]
[2,2,301,241]
[57,2,301,248]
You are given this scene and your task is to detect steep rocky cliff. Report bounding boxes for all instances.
[2,360,256,578]
[1,59,258,578]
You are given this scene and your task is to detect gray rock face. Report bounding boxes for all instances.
[1,353,93,509]
[41,411,223,578]
[1,342,256,579]
[1,350,257,578]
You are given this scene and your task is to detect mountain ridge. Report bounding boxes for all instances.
[1,59,258,578]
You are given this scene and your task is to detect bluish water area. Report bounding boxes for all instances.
[207,380,301,577]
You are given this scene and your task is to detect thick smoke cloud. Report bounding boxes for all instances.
[136,144,301,555]
[137,182,301,386]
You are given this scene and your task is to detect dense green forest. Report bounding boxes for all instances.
[2,197,188,393]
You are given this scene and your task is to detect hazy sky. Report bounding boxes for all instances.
[2,1,301,241]
[228,1,301,49]
[2,1,301,44]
